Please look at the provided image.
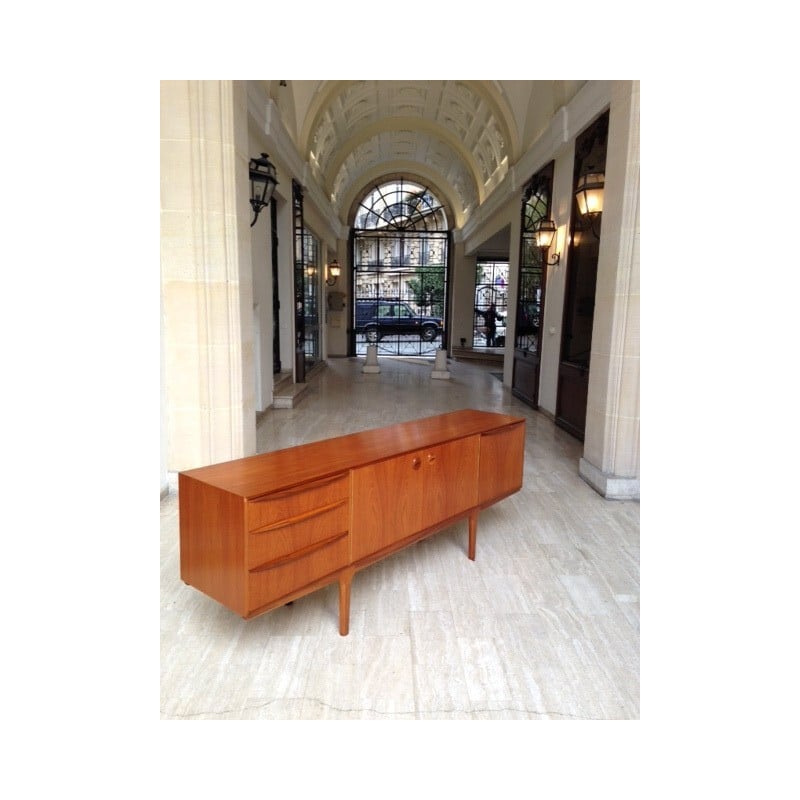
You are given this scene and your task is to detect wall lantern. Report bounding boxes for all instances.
[575,171,604,217]
[326,259,341,286]
[533,219,560,265]
[249,152,279,227]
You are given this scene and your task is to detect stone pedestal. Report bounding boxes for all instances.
[431,349,451,380]
[362,344,381,373]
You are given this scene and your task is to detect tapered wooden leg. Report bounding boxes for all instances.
[338,571,352,636]
[468,511,478,561]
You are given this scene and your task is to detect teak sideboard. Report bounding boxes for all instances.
[179,409,525,635]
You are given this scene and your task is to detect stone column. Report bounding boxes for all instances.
[579,81,640,499]
[449,240,476,352]
[161,80,255,473]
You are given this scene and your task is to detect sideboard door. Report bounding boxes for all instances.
[351,450,423,561]
[477,423,525,506]
[351,435,480,561]
[418,435,479,531]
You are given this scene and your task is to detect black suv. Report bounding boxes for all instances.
[355,300,443,343]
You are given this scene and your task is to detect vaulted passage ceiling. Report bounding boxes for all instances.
[305,80,513,223]
[268,80,585,229]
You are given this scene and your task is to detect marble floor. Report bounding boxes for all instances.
[160,355,639,720]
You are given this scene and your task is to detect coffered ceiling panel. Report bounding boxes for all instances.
[300,80,517,224]
[331,130,478,223]
[265,80,588,230]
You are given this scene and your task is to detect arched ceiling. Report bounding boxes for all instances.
[267,80,586,229]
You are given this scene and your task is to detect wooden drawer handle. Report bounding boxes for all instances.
[250,498,347,534]
[251,472,347,503]
[249,530,348,573]
[427,453,436,463]
[412,457,421,470]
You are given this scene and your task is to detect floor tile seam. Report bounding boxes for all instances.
[421,593,472,717]
[569,617,641,670]
[270,633,324,709]
[407,608,426,718]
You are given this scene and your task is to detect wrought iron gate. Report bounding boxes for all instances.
[351,180,449,357]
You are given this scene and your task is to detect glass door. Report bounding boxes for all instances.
[270,198,281,374]
[292,180,306,382]
[512,162,553,408]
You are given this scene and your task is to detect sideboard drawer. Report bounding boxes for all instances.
[247,500,349,570]
[247,532,349,613]
[246,472,349,532]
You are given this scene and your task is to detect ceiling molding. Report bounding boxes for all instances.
[303,81,514,219]
[246,80,616,249]
[323,116,481,200]
[247,84,345,241]
[458,82,615,248]
[460,79,521,161]
[331,132,478,225]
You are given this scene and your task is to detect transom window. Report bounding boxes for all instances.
[354,180,448,232]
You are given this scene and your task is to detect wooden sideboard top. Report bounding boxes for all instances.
[179,409,525,499]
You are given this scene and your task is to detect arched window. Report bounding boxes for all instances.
[351,180,449,357]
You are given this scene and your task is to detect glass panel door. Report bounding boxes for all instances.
[512,162,553,408]
[292,180,306,382]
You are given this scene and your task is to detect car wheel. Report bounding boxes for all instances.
[420,325,437,342]
[365,327,379,343]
